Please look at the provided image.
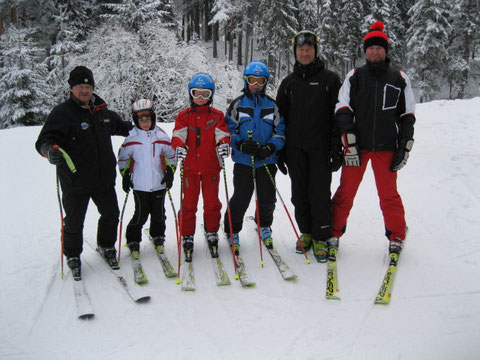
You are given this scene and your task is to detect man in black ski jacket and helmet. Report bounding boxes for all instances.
[276,30,342,261]
[35,66,132,278]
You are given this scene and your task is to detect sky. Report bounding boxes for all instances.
[0,97,479,360]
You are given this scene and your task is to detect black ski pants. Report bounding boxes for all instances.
[62,184,120,257]
[126,189,166,243]
[285,147,332,241]
[224,163,277,234]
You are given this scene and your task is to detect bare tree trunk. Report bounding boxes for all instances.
[224,24,228,58]
[212,22,218,58]
[194,3,200,38]
[237,31,243,67]
[0,13,4,36]
[11,6,17,25]
[228,26,234,62]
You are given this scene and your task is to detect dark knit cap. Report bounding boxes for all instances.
[68,66,95,88]
[363,21,389,53]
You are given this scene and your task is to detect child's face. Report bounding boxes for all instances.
[136,110,152,130]
[191,88,212,106]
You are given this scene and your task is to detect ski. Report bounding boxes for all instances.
[374,252,399,304]
[181,262,195,291]
[235,254,255,287]
[222,231,255,287]
[97,248,151,302]
[144,229,177,278]
[265,247,297,280]
[72,277,94,319]
[131,251,148,284]
[325,248,340,300]
[245,216,296,281]
[202,227,231,286]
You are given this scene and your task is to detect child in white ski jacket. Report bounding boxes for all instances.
[118,99,175,253]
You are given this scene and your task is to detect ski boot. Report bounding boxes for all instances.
[67,256,81,281]
[312,240,328,263]
[227,233,240,255]
[296,233,312,253]
[97,246,119,269]
[389,238,403,255]
[326,236,339,261]
[206,232,219,258]
[152,235,165,254]
[127,241,140,259]
[182,235,194,262]
[260,226,273,249]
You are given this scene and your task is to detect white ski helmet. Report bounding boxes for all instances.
[132,99,156,130]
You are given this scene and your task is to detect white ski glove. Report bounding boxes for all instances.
[341,132,361,167]
[217,143,230,159]
[175,146,188,163]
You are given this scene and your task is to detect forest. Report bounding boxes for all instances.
[0,0,479,128]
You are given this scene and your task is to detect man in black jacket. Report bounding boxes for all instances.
[276,31,341,261]
[328,21,416,256]
[35,66,132,277]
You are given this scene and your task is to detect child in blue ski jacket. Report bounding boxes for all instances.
[224,61,286,253]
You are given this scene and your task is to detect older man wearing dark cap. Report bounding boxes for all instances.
[35,66,132,279]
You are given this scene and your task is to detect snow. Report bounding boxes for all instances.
[1,97,480,359]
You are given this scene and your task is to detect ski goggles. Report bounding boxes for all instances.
[135,110,152,121]
[190,88,212,100]
[292,32,318,46]
[246,76,267,86]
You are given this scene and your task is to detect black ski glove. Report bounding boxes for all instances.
[40,143,64,166]
[161,166,174,189]
[328,141,344,172]
[256,144,276,160]
[390,138,414,172]
[237,139,259,155]
[276,149,287,175]
[122,172,133,193]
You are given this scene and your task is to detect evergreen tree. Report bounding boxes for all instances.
[0,26,51,128]
[448,0,479,98]
[317,0,345,72]
[406,0,450,102]
[338,0,364,73]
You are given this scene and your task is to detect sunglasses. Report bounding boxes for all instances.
[293,32,318,46]
[190,88,212,100]
[246,76,267,86]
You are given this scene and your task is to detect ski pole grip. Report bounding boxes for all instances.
[53,145,77,173]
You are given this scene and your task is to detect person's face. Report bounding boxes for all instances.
[136,111,152,130]
[296,44,315,65]
[191,89,212,106]
[365,45,386,63]
[70,84,93,105]
[245,75,267,94]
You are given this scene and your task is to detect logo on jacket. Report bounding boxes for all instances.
[81,122,89,130]
[309,82,319,86]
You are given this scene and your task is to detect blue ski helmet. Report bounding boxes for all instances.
[243,61,270,91]
[188,73,215,105]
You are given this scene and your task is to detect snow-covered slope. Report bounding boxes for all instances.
[1,98,479,360]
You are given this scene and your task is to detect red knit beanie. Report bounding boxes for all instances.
[363,21,389,53]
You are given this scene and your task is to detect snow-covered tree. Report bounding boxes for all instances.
[406,0,451,102]
[448,0,479,98]
[338,0,364,73]
[0,26,51,128]
[102,0,175,32]
[317,0,345,72]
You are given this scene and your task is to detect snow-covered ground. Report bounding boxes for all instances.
[1,97,479,359]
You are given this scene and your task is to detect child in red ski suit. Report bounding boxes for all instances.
[171,73,230,262]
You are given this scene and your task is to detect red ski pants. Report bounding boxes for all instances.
[331,151,406,240]
[179,170,222,236]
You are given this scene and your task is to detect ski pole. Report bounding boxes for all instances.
[177,159,185,284]
[164,157,182,284]
[51,145,76,278]
[56,172,66,278]
[117,191,129,262]
[218,149,239,279]
[263,160,310,264]
[248,131,264,267]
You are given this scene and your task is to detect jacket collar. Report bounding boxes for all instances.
[294,57,325,79]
